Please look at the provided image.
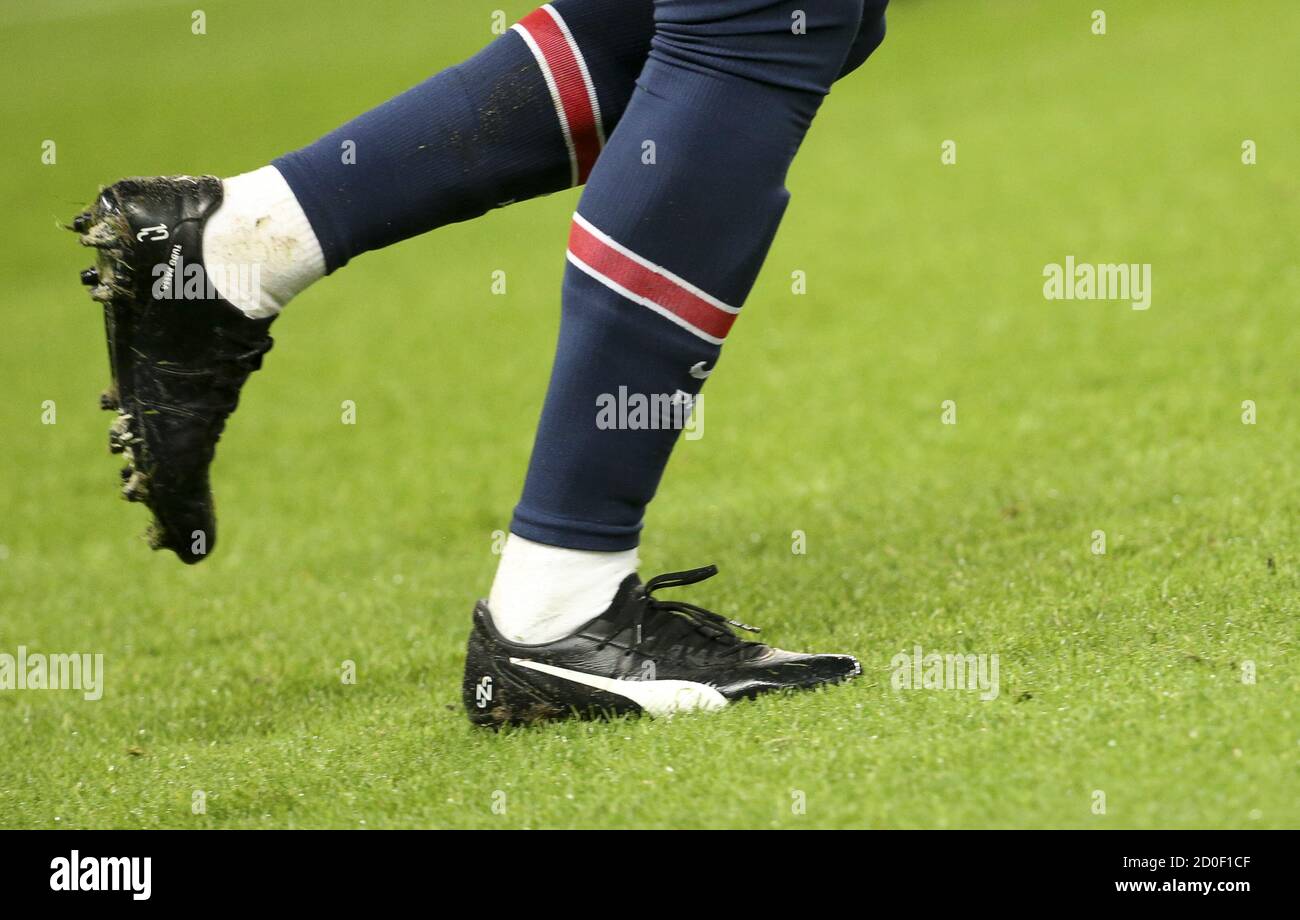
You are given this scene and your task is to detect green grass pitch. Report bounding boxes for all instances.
[1,0,1297,828]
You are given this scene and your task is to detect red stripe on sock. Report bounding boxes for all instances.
[519,6,602,184]
[568,218,739,343]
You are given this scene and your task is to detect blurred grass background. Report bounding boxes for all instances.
[0,0,1296,827]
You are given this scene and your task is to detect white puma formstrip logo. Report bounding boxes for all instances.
[509,658,727,717]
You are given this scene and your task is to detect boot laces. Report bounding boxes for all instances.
[601,565,764,661]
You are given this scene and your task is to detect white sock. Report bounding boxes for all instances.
[488,534,639,644]
[201,165,326,319]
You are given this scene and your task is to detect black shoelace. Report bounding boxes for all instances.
[600,564,764,661]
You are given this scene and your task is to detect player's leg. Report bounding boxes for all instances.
[271,0,884,281]
[265,0,651,289]
[466,0,879,725]
[67,0,650,561]
[69,0,883,561]
[68,0,883,563]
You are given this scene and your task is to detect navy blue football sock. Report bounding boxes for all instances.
[510,0,878,550]
[273,1,650,272]
[272,1,885,273]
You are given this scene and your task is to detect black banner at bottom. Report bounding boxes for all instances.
[0,829,1288,907]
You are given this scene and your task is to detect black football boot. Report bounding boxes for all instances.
[462,564,861,727]
[70,176,274,563]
